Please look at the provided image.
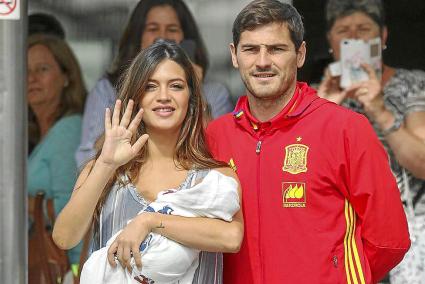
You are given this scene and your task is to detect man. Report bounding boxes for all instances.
[207,1,410,283]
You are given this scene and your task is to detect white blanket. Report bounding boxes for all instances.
[80,170,240,284]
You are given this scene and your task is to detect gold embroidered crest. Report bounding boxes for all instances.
[282,144,309,174]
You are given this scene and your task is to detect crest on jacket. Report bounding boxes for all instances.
[282,143,309,174]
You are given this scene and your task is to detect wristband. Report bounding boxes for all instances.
[381,113,403,136]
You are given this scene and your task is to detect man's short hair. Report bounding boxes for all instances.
[29,13,66,39]
[325,0,385,31]
[232,0,304,50]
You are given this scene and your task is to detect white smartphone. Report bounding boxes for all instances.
[340,37,381,88]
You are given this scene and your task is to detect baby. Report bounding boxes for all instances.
[80,170,240,284]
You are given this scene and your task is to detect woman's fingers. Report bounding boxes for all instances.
[345,82,363,95]
[346,81,375,99]
[120,100,134,128]
[112,100,122,127]
[322,69,334,85]
[107,241,118,267]
[360,63,378,81]
[104,108,112,131]
[128,108,144,134]
[132,243,143,271]
[110,100,143,135]
[121,244,132,272]
[318,69,342,97]
[116,243,125,268]
[132,134,149,155]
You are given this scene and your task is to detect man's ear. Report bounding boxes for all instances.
[230,43,239,68]
[296,41,306,68]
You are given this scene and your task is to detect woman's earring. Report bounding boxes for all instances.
[383,44,387,50]
[328,48,333,54]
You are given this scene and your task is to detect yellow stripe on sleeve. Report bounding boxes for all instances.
[347,201,359,284]
[350,205,366,284]
[344,200,353,284]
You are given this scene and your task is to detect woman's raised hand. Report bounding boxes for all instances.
[99,99,149,169]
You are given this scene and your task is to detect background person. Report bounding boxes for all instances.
[317,1,425,281]
[318,0,425,181]
[76,0,234,169]
[27,34,86,268]
[28,12,67,155]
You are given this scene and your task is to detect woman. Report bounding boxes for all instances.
[27,34,86,266]
[76,0,234,169]
[53,40,243,284]
[318,0,425,282]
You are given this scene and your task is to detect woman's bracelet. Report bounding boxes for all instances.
[156,220,165,229]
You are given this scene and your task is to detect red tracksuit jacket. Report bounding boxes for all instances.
[207,82,410,284]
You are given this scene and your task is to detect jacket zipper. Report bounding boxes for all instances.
[256,140,262,154]
[256,138,263,283]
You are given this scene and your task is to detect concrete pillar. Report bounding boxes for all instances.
[0,0,28,283]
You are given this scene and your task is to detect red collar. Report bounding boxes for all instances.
[232,82,319,135]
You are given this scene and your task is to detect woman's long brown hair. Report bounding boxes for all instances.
[92,40,226,238]
[107,0,209,86]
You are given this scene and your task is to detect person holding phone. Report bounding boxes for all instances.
[318,0,425,179]
[317,1,425,282]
